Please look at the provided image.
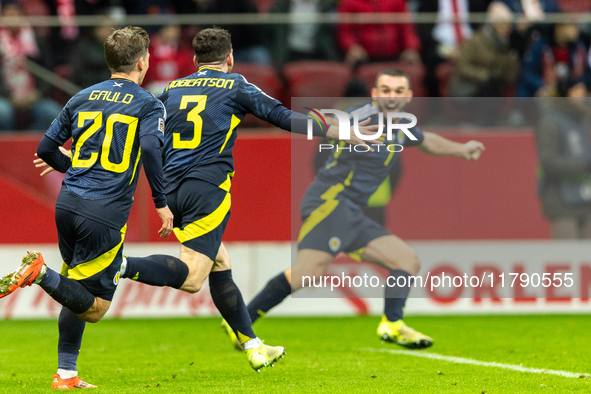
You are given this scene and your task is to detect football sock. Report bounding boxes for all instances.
[384,269,413,322]
[57,306,85,374]
[57,369,78,379]
[247,272,291,323]
[38,268,95,314]
[209,269,256,344]
[36,265,59,291]
[242,337,263,351]
[121,255,188,289]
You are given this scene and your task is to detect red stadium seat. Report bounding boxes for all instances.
[252,0,276,13]
[357,62,427,97]
[556,0,591,12]
[284,61,352,100]
[232,62,283,127]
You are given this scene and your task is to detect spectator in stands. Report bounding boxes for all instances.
[0,1,60,131]
[143,24,195,94]
[517,22,590,97]
[337,0,422,67]
[71,22,113,89]
[500,0,561,56]
[535,81,591,238]
[196,0,271,65]
[416,0,492,97]
[448,1,519,97]
[267,0,340,69]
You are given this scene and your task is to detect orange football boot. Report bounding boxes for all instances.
[0,251,45,298]
[51,374,97,389]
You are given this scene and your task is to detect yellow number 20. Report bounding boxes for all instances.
[73,111,138,173]
[173,95,207,149]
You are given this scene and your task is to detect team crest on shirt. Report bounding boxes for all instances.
[113,272,120,285]
[328,237,341,252]
[158,118,164,132]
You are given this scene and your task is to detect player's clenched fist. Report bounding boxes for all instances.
[459,140,485,161]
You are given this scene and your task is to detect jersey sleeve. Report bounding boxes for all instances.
[235,75,282,121]
[44,102,72,145]
[139,97,166,141]
[404,126,424,146]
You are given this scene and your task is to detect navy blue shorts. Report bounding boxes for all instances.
[167,177,231,261]
[298,184,390,259]
[55,208,126,301]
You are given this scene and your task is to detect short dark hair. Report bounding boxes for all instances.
[375,68,410,88]
[104,26,150,73]
[192,27,232,64]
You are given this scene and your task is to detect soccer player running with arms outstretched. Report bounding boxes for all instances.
[245,69,485,349]
[0,27,173,389]
[114,28,381,370]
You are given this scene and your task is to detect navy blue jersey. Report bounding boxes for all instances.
[45,78,165,228]
[158,67,282,193]
[313,101,424,207]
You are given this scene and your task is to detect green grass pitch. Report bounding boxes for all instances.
[1,315,590,393]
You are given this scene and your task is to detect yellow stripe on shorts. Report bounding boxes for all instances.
[298,183,344,242]
[67,224,127,280]
[174,192,231,243]
[298,170,354,243]
[347,247,366,262]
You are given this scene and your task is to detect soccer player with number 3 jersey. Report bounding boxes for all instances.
[115,27,380,371]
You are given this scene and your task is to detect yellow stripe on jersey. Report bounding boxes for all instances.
[325,140,347,170]
[129,147,141,185]
[174,192,231,243]
[367,175,392,207]
[220,114,241,153]
[384,150,395,166]
[344,169,354,186]
[66,224,127,280]
[219,173,232,193]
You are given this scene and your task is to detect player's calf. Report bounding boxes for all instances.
[121,254,190,290]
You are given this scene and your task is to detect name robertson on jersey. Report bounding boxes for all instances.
[89,90,134,104]
[165,77,235,91]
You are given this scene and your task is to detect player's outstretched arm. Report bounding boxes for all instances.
[267,105,383,151]
[417,131,485,160]
[140,134,173,238]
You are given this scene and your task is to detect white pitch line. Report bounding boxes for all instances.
[359,348,589,379]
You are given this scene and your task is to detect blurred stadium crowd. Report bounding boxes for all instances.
[0,0,590,131]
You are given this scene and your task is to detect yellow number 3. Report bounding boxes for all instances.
[173,95,207,149]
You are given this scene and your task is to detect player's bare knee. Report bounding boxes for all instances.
[84,314,103,324]
[79,307,106,323]
[181,273,205,293]
[213,258,231,271]
[411,255,421,275]
[398,252,420,275]
[181,280,202,294]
